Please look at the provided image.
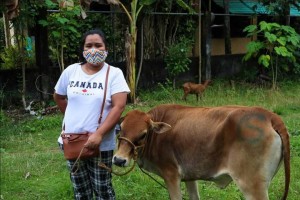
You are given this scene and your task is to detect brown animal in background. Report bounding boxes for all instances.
[182,80,211,101]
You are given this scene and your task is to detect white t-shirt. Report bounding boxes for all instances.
[54,62,130,151]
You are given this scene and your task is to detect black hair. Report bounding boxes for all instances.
[79,29,107,63]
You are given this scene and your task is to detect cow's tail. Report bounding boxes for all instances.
[271,114,290,200]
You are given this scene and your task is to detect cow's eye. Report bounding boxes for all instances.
[139,133,146,141]
[135,132,147,144]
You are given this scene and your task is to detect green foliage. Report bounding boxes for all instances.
[164,37,193,79]
[0,46,20,69]
[175,0,196,14]
[0,0,38,70]
[139,0,156,6]
[39,1,82,70]
[143,80,181,102]
[257,0,300,17]
[243,21,300,89]
[38,1,121,67]
[0,41,36,70]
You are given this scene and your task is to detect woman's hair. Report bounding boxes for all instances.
[79,29,107,63]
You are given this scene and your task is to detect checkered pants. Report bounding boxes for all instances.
[66,151,116,200]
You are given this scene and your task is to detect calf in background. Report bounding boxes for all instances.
[182,80,211,101]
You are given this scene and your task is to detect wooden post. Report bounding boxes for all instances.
[35,8,50,101]
[198,0,202,84]
[205,9,212,80]
[224,0,231,55]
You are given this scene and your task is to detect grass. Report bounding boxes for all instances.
[1,79,300,200]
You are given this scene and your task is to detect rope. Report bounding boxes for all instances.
[99,160,136,176]
[70,147,86,174]
[98,136,142,175]
[138,165,167,189]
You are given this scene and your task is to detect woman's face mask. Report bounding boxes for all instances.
[83,48,108,65]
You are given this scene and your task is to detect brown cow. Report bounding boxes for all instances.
[112,104,290,200]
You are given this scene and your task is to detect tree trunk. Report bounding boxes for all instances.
[136,20,143,89]
[204,11,212,80]
[125,0,138,104]
[128,23,137,103]
[284,3,290,25]
[35,8,50,102]
[3,12,12,47]
[198,0,202,84]
[224,0,231,55]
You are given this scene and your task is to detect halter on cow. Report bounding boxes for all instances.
[113,104,290,200]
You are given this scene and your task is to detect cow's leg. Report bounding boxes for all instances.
[163,175,182,200]
[233,177,269,200]
[230,130,282,200]
[185,181,200,200]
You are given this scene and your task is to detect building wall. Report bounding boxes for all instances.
[211,37,251,55]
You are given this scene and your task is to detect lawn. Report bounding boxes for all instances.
[1,80,299,200]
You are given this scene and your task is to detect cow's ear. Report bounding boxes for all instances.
[150,120,171,134]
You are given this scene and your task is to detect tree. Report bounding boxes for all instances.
[39,0,81,72]
[243,21,300,89]
[257,0,300,25]
[1,0,38,110]
[164,37,193,89]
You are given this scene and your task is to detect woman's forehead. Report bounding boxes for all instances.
[85,34,104,43]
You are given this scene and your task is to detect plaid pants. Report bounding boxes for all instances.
[66,151,116,200]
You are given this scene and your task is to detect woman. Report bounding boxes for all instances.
[53,29,130,199]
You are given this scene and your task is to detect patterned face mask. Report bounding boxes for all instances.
[83,48,108,65]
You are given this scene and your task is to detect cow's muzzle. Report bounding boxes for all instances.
[99,136,145,176]
[112,156,127,167]
[112,136,145,167]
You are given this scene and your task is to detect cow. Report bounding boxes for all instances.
[112,104,290,200]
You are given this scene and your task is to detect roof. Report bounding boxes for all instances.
[213,0,300,16]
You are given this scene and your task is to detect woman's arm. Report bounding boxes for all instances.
[53,92,68,114]
[85,92,128,149]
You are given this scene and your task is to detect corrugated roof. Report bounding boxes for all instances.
[213,0,300,16]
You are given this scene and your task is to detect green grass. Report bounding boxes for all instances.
[1,80,300,199]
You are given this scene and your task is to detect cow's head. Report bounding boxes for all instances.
[112,110,171,167]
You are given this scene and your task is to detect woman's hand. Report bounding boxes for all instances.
[84,132,103,149]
